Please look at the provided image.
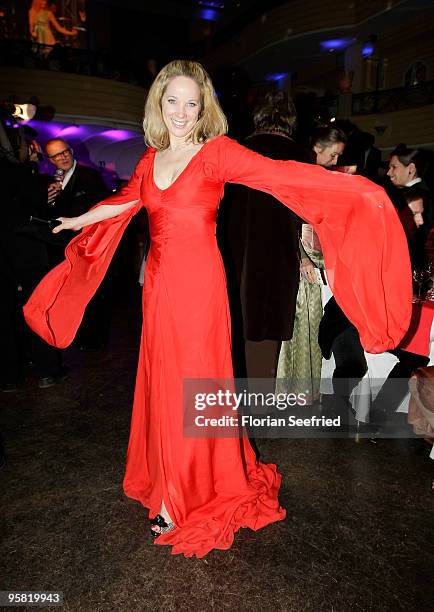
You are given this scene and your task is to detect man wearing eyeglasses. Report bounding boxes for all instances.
[43,137,111,351]
[45,138,107,221]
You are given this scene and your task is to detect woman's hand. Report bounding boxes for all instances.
[300,258,319,284]
[52,217,82,233]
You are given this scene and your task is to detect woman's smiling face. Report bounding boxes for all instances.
[161,76,201,144]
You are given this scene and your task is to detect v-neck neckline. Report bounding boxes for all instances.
[151,142,207,192]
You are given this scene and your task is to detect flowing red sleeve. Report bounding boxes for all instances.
[23,150,150,348]
[205,136,412,353]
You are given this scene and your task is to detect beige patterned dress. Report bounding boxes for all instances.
[276,225,324,404]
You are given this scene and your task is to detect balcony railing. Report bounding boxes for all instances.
[0,38,151,87]
[352,80,434,115]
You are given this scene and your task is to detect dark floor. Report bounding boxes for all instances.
[1,295,434,612]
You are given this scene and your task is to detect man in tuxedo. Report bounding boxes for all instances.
[44,137,111,350]
[45,138,107,235]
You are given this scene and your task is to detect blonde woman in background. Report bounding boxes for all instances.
[29,0,76,46]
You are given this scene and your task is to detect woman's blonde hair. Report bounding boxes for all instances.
[143,60,228,150]
[29,0,46,13]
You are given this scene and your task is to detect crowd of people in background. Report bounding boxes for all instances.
[217,92,434,444]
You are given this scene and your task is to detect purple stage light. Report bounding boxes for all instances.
[27,119,143,181]
[319,38,352,52]
[362,43,375,58]
[58,125,81,137]
[198,8,220,21]
[101,129,133,141]
[266,72,289,82]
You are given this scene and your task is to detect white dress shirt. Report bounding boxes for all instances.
[61,160,77,189]
[406,177,422,187]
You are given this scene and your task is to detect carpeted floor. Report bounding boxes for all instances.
[1,293,433,612]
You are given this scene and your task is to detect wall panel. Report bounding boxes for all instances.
[0,67,146,128]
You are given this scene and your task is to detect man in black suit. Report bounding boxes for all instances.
[44,138,112,351]
[45,138,107,242]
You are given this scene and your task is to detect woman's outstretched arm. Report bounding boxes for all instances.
[48,11,77,35]
[53,149,151,233]
[206,136,412,353]
[53,201,138,233]
[24,150,151,348]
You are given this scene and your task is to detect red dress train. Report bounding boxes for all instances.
[24,136,412,557]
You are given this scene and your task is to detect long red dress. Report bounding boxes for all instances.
[24,136,412,557]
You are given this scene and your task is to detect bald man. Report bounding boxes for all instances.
[45,137,107,222]
[44,137,111,350]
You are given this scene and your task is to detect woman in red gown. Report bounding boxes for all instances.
[24,60,412,558]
